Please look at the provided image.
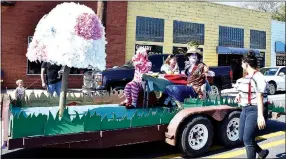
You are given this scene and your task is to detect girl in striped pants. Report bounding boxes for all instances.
[120,48,152,109]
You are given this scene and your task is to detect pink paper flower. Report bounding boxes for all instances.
[74,13,103,40]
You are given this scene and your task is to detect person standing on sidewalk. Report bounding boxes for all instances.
[235,50,269,159]
[41,62,63,96]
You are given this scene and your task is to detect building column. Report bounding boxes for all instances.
[163,19,173,54]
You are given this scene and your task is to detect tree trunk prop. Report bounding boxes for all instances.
[59,66,70,117]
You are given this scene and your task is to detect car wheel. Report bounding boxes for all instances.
[179,116,214,157]
[218,111,242,147]
[268,82,276,95]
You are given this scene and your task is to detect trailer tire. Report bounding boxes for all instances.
[179,116,214,157]
[219,111,241,147]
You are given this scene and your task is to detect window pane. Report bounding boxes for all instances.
[219,26,244,48]
[250,30,266,49]
[173,20,204,44]
[27,61,42,74]
[136,16,164,42]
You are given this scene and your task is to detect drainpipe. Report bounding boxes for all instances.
[97,1,107,27]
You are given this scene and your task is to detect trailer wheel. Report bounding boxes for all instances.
[219,111,241,147]
[179,116,213,157]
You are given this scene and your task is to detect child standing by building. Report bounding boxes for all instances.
[14,79,25,100]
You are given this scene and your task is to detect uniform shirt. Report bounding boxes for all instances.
[235,71,268,107]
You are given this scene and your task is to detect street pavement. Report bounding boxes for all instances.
[1,90,285,158]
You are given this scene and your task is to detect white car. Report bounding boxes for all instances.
[260,66,286,95]
[233,66,286,95]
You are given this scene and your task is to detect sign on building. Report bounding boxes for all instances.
[276,54,286,66]
[256,52,265,68]
[135,44,163,55]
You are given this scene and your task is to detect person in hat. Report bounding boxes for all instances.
[160,54,179,74]
[164,46,209,107]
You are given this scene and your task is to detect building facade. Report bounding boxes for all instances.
[271,20,286,67]
[1,1,273,89]
[125,2,271,69]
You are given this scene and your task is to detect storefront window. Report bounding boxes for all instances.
[173,47,187,55]
[256,52,265,68]
[250,30,266,49]
[27,61,88,75]
[219,26,244,48]
[173,20,204,44]
[136,16,164,42]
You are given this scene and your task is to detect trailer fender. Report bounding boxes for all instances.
[165,105,237,146]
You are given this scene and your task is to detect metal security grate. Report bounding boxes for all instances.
[250,30,266,49]
[173,20,204,44]
[219,26,244,48]
[136,16,164,42]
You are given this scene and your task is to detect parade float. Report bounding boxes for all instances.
[1,2,285,157]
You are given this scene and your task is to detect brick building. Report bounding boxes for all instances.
[1,2,272,89]
[1,1,127,89]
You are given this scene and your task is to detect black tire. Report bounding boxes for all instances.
[218,111,241,147]
[179,116,214,157]
[268,82,276,95]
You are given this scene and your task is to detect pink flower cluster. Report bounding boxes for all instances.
[74,13,103,40]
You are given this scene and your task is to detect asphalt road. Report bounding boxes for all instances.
[1,92,285,158]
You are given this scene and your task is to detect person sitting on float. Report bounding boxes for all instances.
[119,47,152,109]
[160,54,179,74]
[164,46,209,107]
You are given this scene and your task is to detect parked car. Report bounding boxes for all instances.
[233,66,286,95]
[82,54,233,96]
[261,66,286,95]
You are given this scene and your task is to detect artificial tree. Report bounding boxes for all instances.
[26,2,107,116]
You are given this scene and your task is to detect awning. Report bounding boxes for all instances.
[216,46,260,55]
[275,41,285,53]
